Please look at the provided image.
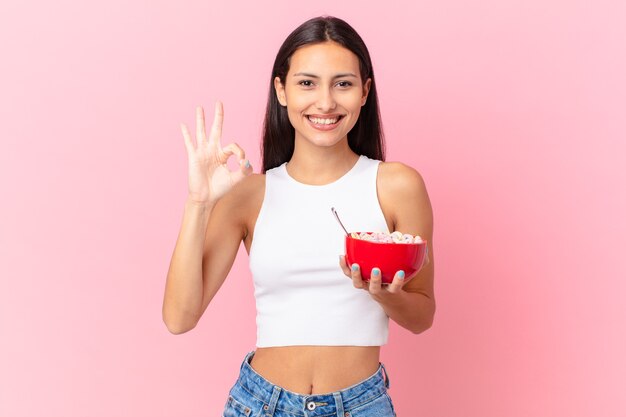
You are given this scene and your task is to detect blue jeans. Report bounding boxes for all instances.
[222,350,396,417]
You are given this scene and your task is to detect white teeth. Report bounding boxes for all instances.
[307,116,339,125]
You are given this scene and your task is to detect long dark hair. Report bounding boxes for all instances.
[260,16,386,173]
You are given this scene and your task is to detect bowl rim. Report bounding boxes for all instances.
[346,233,428,246]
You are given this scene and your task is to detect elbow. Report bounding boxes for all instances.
[411,319,433,335]
[162,309,198,335]
[411,302,436,334]
[164,320,196,335]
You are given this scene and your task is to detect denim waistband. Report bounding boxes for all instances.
[231,350,390,416]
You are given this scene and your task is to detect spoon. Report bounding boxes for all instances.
[331,207,350,236]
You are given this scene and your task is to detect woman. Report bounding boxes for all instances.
[163,15,435,417]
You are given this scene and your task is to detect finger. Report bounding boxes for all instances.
[350,263,366,289]
[209,100,224,146]
[181,123,194,153]
[196,106,207,144]
[338,255,351,277]
[386,270,406,294]
[220,142,246,165]
[369,268,383,295]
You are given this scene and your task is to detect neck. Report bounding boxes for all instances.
[286,137,359,185]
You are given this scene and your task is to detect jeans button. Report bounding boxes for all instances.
[306,401,316,410]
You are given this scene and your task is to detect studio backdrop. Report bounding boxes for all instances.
[1,1,624,416]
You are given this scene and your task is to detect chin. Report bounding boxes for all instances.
[303,134,347,148]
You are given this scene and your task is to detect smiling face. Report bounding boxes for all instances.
[274,41,371,149]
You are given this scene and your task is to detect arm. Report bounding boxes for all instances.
[162,102,252,334]
[162,177,249,334]
[378,163,435,333]
[162,197,213,334]
[339,162,435,334]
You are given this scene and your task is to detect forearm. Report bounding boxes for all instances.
[378,290,435,334]
[162,197,214,334]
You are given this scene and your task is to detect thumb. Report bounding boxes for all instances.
[230,158,253,183]
[240,158,253,174]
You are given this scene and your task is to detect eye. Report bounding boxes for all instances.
[337,81,353,88]
[298,80,314,87]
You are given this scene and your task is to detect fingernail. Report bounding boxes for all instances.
[352,264,359,271]
[372,268,380,276]
[245,160,250,168]
[398,270,405,279]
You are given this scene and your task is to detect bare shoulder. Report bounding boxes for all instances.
[378,160,428,195]
[377,161,431,230]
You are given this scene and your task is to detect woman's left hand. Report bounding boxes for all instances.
[338,255,417,302]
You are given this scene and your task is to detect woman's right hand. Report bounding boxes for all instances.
[181,101,253,205]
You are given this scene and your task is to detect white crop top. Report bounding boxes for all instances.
[249,154,391,348]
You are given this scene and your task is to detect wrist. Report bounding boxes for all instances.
[185,196,215,210]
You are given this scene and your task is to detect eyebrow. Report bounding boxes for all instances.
[292,72,358,79]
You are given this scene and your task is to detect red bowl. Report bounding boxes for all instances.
[345,232,428,284]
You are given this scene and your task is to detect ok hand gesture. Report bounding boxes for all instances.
[181,101,253,205]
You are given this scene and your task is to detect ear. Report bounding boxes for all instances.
[274,76,287,107]
[361,78,372,106]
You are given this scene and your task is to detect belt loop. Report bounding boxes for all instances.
[243,350,254,370]
[265,385,281,416]
[333,392,344,417]
[380,362,390,389]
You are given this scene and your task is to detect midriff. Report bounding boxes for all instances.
[249,345,381,395]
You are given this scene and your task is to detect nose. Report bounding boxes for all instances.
[315,87,337,112]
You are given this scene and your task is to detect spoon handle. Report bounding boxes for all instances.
[331,207,350,236]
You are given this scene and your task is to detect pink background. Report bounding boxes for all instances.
[1,0,625,416]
